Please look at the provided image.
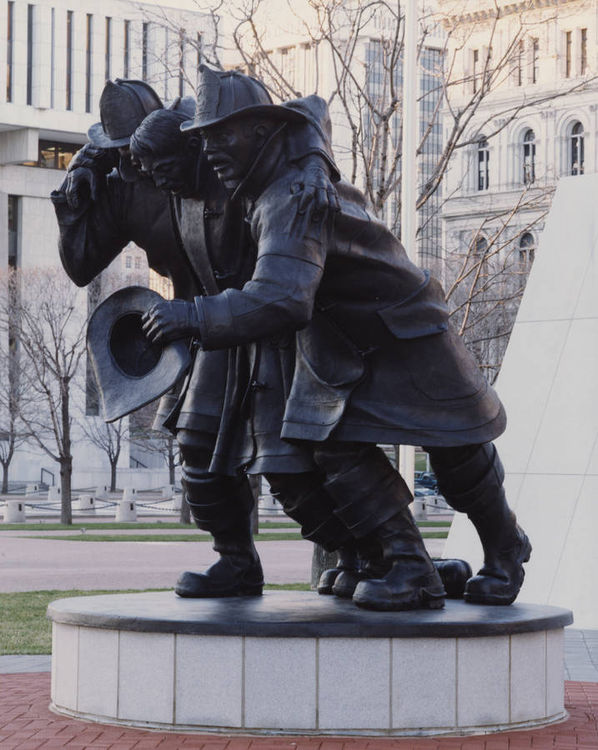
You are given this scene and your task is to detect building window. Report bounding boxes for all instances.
[196,32,202,72]
[123,20,130,77]
[8,195,19,270]
[125,256,132,269]
[519,233,535,266]
[178,29,185,98]
[26,4,34,105]
[142,22,149,80]
[477,138,489,190]
[50,8,55,108]
[37,140,81,169]
[134,256,141,270]
[6,1,14,102]
[570,121,584,175]
[581,28,587,75]
[85,14,93,113]
[523,129,536,185]
[531,38,539,84]
[66,10,73,110]
[472,49,479,93]
[105,17,112,81]
[565,30,572,78]
[517,40,523,86]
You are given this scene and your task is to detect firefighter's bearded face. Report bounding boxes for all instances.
[201,117,273,190]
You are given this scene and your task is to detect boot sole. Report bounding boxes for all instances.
[354,588,445,612]
[175,584,263,598]
[464,535,532,606]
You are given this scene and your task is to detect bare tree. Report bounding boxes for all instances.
[0,340,31,494]
[444,185,552,382]
[0,268,87,524]
[81,418,128,492]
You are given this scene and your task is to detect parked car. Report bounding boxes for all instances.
[415,471,438,491]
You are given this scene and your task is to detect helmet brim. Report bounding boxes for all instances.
[87,286,191,423]
[87,121,132,149]
[180,103,308,132]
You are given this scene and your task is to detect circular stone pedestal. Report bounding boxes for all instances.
[48,591,572,737]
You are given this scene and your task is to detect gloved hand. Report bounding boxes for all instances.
[142,299,201,345]
[64,145,118,209]
[293,158,340,221]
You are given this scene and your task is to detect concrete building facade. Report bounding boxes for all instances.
[439,0,598,379]
[0,0,206,490]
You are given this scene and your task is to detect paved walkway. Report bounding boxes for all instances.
[0,674,597,749]
[0,534,446,592]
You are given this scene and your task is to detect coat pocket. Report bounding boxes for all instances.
[377,272,449,339]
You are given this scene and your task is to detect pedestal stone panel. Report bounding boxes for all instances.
[48,590,572,737]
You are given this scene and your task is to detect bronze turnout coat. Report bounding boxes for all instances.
[194,136,506,452]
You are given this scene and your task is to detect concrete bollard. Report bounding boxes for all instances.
[412,498,426,521]
[116,498,137,522]
[75,494,96,513]
[3,499,26,523]
[170,493,182,510]
[25,484,39,496]
[95,486,109,499]
[122,487,136,502]
[162,485,174,498]
[47,486,61,502]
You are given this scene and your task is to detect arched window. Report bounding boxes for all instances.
[523,129,536,185]
[570,121,584,176]
[519,233,535,265]
[478,138,489,190]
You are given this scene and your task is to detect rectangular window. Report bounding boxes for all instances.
[531,38,539,84]
[38,140,81,169]
[517,39,523,86]
[581,28,587,75]
[472,49,479,93]
[105,17,112,81]
[178,29,185,97]
[478,143,489,191]
[66,10,73,110]
[6,1,14,101]
[196,32,202,72]
[125,255,132,269]
[85,14,92,113]
[8,195,19,269]
[26,5,34,104]
[123,20,130,77]
[50,8,55,108]
[142,22,149,80]
[565,30,572,77]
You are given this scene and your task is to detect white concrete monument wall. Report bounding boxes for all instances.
[444,174,598,629]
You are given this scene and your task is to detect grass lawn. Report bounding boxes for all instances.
[0,521,300,532]
[0,584,311,655]
[20,528,448,542]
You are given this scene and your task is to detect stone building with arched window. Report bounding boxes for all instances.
[439,0,598,380]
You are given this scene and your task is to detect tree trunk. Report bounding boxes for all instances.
[310,544,338,590]
[1,462,8,494]
[60,457,72,525]
[179,490,191,524]
[110,461,117,493]
[168,438,176,485]
[248,475,260,535]
[60,378,72,524]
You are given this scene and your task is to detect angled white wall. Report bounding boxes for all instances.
[444,174,598,629]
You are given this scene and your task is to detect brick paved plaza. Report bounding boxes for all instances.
[0,675,597,750]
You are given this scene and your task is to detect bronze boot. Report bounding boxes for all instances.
[176,469,263,598]
[352,507,446,611]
